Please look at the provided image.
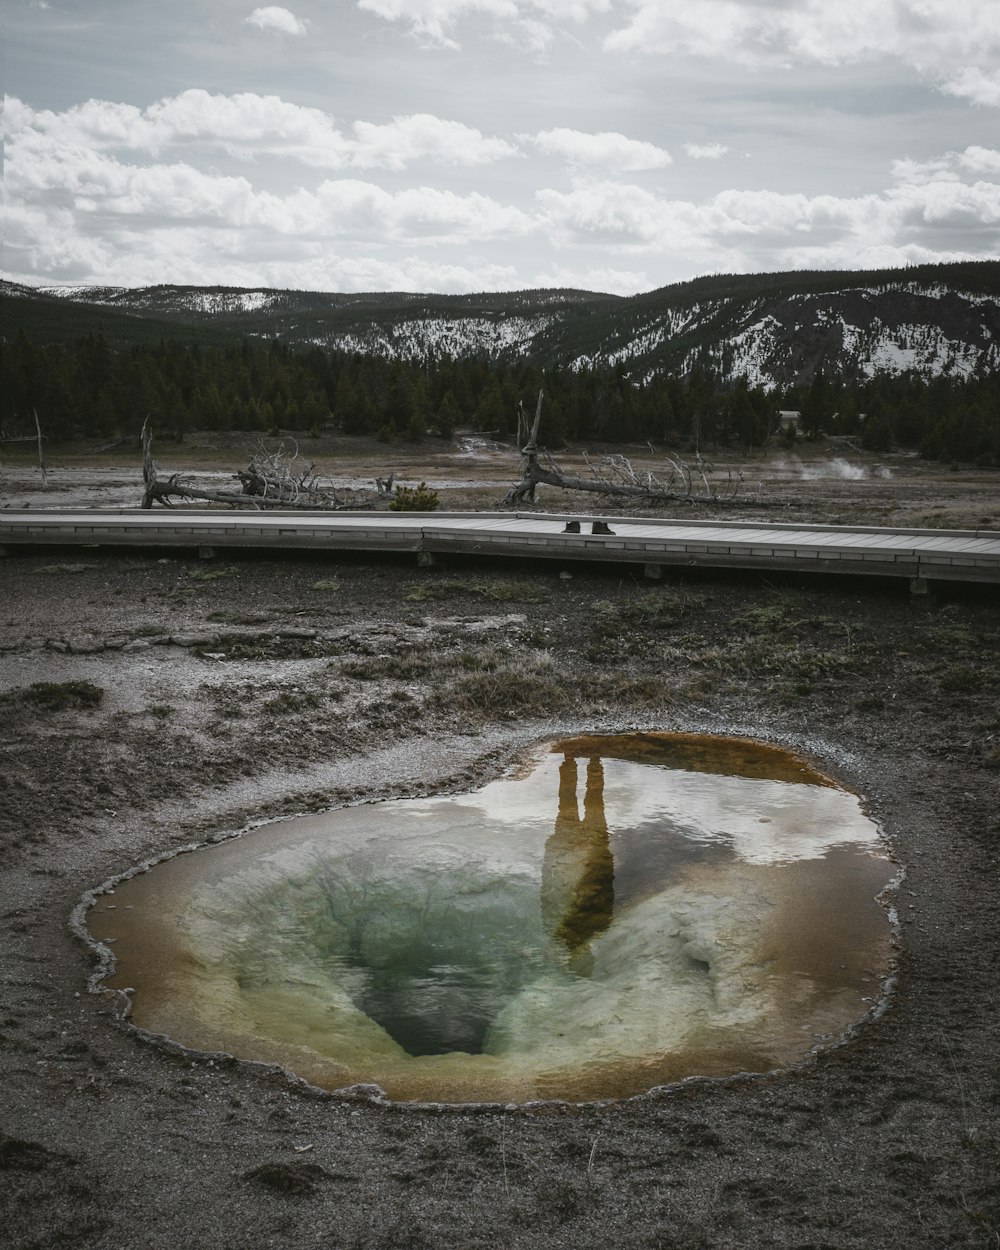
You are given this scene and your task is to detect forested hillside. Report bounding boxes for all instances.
[2,261,998,463]
[5,260,997,389]
[2,330,998,465]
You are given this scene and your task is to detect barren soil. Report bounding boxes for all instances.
[4,432,1000,529]
[2,466,1000,1248]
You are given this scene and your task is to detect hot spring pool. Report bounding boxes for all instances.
[88,733,896,1103]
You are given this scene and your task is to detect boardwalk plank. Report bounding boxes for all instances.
[2,510,998,585]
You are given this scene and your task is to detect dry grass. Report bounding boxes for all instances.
[186,565,241,582]
[33,563,97,575]
[0,680,105,713]
[404,575,548,604]
[8,434,1000,528]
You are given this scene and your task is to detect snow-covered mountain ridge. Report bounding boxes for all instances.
[5,261,998,388]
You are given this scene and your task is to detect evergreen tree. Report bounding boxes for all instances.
[861,410,894,453]
[473,381,507,437]
[4,321,997,466]
[435,391,461,439]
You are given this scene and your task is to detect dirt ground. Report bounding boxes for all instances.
[4,431,1000,530]
[2,462,1000,1248]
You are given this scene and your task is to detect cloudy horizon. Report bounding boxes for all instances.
[3,0,1000,296]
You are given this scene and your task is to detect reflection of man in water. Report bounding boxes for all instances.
[541,754,615,974]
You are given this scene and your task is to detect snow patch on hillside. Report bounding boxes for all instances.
[323,315,555,361]
[570,305,708,370]
[36,285,130,304]
[716,315,783,389]
[855,282,998,307]
[32,285,283,315]
[180,291,280,314]
[838,318,992,379]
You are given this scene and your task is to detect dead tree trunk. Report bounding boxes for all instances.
[502,390,545,505]
[502,395,744,508]
[33,409,47,488]
[141,417,158,508]
[140,421,375,510]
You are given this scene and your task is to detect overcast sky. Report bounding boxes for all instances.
[3,0,1000,295]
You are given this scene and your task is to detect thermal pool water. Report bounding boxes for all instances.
[88,733,896,1103]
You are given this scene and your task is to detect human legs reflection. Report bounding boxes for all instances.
[541,755,615,972]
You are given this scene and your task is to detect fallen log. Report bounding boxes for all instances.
[139,420,375,510]
[502,393,744,508]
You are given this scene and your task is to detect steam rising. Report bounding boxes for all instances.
[772,456,893,481]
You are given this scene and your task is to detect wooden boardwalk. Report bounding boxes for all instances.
[2,508,999,586]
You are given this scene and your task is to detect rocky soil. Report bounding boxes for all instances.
[1,546,999,1249]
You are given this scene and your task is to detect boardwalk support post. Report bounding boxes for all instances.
[199,546,216,560]
[909,575,935,609]
[643,563,663,580]
[417,551,437,569]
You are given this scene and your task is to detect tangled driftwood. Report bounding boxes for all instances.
[139,420,381,510]
[502,392,743,507]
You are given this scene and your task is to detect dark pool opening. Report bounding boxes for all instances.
[338,752,620,1056]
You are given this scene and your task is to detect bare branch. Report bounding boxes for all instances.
[503,397,748,509]
[139,423,377,510]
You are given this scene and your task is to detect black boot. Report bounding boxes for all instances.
[562,520,581,533]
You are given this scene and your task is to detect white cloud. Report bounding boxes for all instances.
[684,142,728,160]
[777,240,987,271]
[246,6,309,36]
[604,0,1000,74]
[1,230,523,293]
[3,93,348,166]
[346,0,1000,148]
[357,0,517,49]
[357,0,609,48]
[495,15,553,52]
[2,97,158,151]
[4,74,998,293]
[887,176,1000,226]
[1,129,536,290]
[531,263,649,295]
[150,91,351,166]
[356,0,1000,105]
[958,145,1000,174]
[891,155,957,183]
[3,94,517,172]
[2,89,539,291]
[536,158,1000,268]
[295,180,535,241]
[534,0,610,18]
[537,180,677,246]
[604,1,780,66]
[351,114,519,169]
[533,128,671,171]
[4,128,534,241]
[309,256,520,293]
[941,66,1000,107]
[893,145,1000,181]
